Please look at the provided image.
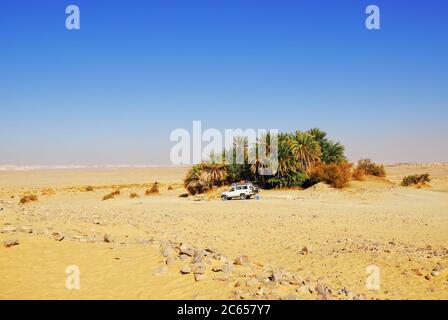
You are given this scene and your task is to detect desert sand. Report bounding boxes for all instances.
[1,164,447,300]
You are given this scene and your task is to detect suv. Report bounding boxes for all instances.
[221,182,259,200]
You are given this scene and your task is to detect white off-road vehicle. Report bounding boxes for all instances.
[221,182,259,200]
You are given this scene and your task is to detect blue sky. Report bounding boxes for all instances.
[1,0,447,165]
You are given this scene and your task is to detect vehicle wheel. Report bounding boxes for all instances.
[221,195,228,201]
[240,193,246,200]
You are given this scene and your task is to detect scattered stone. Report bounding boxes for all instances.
[431,271,440,277]
[234,255,250,266]
[300,246,312,255]
[179,254,190,260]
[194,274,207,281]
[245,278,259,288]
[315,282,332,297]
[1,226,16,233]
[270,271,283,283]
[52,232,65,241]
[3,239,19,248]
[180,266,192,274]
[192,251,204,263]
[296,285,311,295]
[192,262,206,275]
[179,243,195,256]
[19,227,33,234]
[212,266,223,272]
[103,233,112,243]
[213,274,229,281]
[161,246,175,257]
[255,273,270,283]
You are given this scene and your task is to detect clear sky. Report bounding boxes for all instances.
[1,0,447,165]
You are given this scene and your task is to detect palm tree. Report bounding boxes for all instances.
[274,134,300,176]
[321,140,346,164]
[288,131,321,171]
[199,162,228,186]
[307,128,327,145]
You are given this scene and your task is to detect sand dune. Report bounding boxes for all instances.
[1,164,447,300]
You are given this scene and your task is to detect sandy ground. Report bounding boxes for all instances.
[1,164,447,300]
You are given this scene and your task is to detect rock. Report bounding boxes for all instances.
[245,278,259,288]
[19,227,33,234]
[93,219,100,225]
[53,233,65,241]
[431,271,440,277]
[179,254,190,260]
[192,251,204,263]
[180,266,192,274]
[296,285,311,295]
[270,271,283,282]
[3,239,19,248]
[212,266,223,272]
[165,257,176,265]
[161,246,174,257]
[300,246,312,255]
[194,274,207,281]
[234,255,250,266]
[192,262,206,275]
[179,243,195,256]
[213,274,229,281]
[1,226,16,233]
[103,233,112,243]
[255,273,270,283]
[315,283,332,297]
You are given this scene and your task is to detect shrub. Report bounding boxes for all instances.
[308,162,352,189]
[102,192,115,200]
[130,192,140,198]
[401,174,430,187]
[167,185,173,190]
[267,172,308,189]
[184,165,212,195]
[356,159,386,177]
[85,186,94,192]
[352,167,365,181]
[19,194,38,204]
[145,182,159,195]
[103,190,120,200]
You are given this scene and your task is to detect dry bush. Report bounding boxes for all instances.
[19,194,38,205]
[41,188,56,196]
[308,162,352,189]
[85,186,94,192]
[401,174,430,187]
[103,190,120,201]
[352,167,365,181]
[130,192,140,199]
[145,182,159,195]
[167,185,173,191]
[356,159,386,177]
